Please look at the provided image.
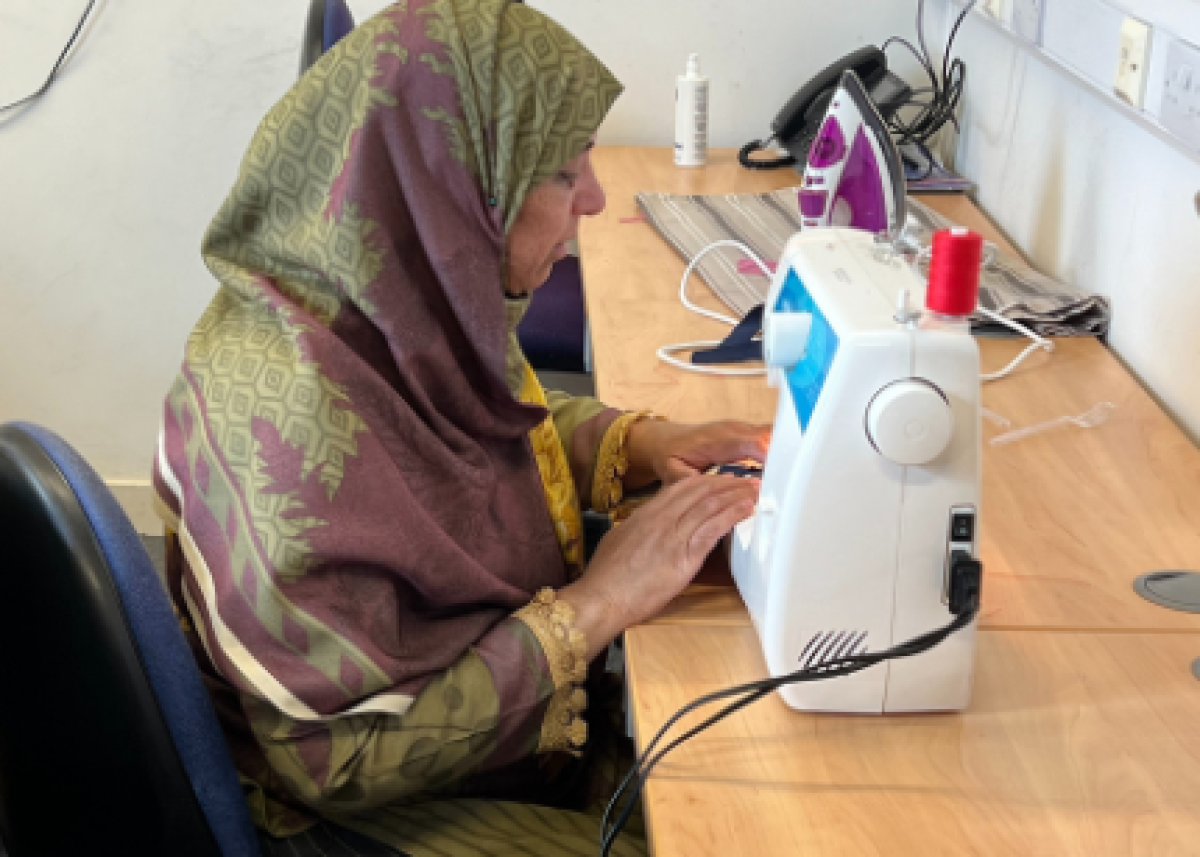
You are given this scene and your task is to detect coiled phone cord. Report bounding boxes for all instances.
[738,135,798,171]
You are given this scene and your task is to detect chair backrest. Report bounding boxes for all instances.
[300,0,357,76]
[0,423,259,857]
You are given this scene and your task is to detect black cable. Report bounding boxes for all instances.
[901,139,938,182]
[882,0,975,150]
[1,0,98,115]
[881,35,936,83]
[598,598,980,855]
[914,0,941,92]
[737,0,976,172]
[944,0,975,87]
[738,138,797,170]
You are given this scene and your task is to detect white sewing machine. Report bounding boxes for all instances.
[729,227,981,714]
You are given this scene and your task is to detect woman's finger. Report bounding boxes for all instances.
[703,424,772,461]
[686,494,758,558]
[672,478,759,544]
[659,457,699,484]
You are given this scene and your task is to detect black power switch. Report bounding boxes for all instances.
[950,512,975,543]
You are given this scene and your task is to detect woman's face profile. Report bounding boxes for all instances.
[504,140,605,296]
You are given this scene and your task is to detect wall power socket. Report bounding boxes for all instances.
[1160,37,1200,151]
[981,0,1013,26]
[1114,17,1153,107]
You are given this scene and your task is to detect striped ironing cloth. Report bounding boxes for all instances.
[636,190,1111,337]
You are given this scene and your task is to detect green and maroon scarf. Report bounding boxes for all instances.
[153,0,620,723]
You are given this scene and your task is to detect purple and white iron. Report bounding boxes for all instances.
[799,70,906,236]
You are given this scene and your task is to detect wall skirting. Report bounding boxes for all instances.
[107,480,161,536]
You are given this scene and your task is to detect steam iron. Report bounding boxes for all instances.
[799,70,906,236]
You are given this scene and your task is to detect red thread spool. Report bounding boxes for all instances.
[926,228,982,316]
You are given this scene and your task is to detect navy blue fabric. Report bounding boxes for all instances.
[323,0,355,51]
[691,303,764,365]
[517,255,588,372]
[13,423,260,857]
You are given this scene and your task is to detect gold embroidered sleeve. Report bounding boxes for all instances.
[590,411,659,515]
[513,588,589,753]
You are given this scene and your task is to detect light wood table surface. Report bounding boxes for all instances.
[624,624,1200,856]
[581,146,1200,634]
[578,146,1200,855]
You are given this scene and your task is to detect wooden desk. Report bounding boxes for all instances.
[626,624,1200,855]
[581,146,1200,634]
[579,147,1200,855]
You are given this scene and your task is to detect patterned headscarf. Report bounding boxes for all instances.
[155,0,621,722]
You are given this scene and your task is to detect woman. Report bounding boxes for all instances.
[153,1,765,854]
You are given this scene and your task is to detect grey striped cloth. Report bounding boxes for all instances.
[635,190,1110,337]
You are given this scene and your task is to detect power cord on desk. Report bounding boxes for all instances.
[975,306,1054,381]
[660,237,1054,382]
[598,555,983,855]
[656,239,771,376]
[899,246,1056,381]
[1,0,98,115]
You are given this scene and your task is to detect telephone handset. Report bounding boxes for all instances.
[740,46,909,171]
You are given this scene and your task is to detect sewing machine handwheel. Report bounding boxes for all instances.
[865,379,953,466]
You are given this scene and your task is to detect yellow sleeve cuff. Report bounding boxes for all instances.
[514,589,590,753]
[591,411,659,515]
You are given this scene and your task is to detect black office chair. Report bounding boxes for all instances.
[0,424,407,857]
[0,423,259,856]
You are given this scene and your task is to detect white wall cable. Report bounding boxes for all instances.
[658,194,748,298]
[974,305,1055,382]
[658,236,1054,382]
[656,340,769,376]
[656,239,772,376]
[904,246,1055,382]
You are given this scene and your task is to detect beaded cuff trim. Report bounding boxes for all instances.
[540,685,589,753]
[591,411,658,515]
[515,589,588,689]
[515,588,591,753]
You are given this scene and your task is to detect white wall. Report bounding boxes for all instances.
[1,0,927,531]
[532,0,934,148]
[939,4,1200,441]
[0,0,388,531]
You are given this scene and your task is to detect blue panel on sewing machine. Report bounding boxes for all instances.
[776,269,839,430]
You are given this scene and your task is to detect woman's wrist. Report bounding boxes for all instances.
[590,411,661,513]
[623,418,680,491]
[556,580,628,662]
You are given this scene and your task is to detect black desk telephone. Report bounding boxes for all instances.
[739,46,912,171]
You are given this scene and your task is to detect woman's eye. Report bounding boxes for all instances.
[557,171,577,188]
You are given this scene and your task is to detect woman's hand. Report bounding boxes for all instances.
[558,475,759,660]
[624,419,771,489]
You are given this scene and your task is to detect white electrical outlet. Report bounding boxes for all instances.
[1012,0,1044,43]
[1159,37,1200,151]
[981,0,1013,26]
[1114,17,1152,107]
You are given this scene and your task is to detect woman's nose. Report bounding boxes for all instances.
[574,171,606,217]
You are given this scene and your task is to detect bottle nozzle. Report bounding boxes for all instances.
[686,53,701,77]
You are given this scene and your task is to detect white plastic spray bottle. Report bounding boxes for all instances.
[674,53,708,167]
